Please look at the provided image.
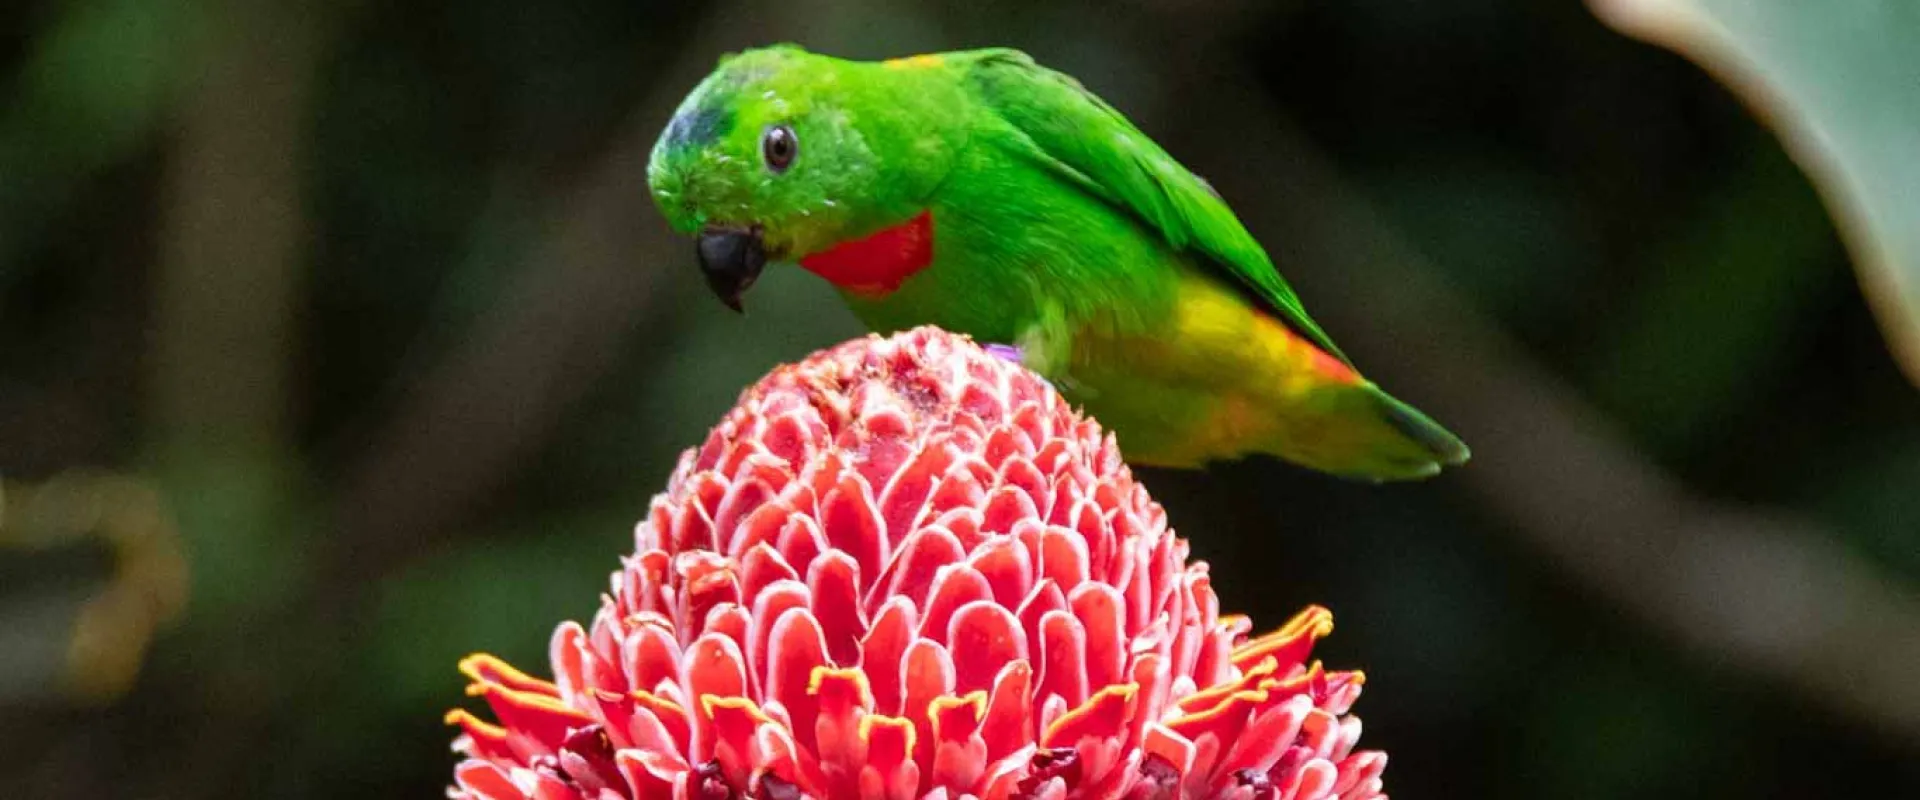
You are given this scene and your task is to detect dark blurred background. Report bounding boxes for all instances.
[4,0,1918,796]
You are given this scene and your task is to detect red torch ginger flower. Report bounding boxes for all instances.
[447,327,1387,800]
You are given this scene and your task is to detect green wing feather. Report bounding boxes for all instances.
[958,48,1352,366]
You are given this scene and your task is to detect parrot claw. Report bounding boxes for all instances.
[984,343,1025,364]
[985,342,1062,392]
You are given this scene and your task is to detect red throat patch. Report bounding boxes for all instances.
[798,211,935,297]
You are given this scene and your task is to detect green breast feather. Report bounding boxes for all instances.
[955,49,1352,366]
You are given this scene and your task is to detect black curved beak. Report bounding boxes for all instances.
[696,226,766,313]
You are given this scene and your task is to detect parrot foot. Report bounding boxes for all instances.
[984,343,1026,365]
[985,342,1063,393]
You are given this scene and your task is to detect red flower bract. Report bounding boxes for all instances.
[447,327,1386,800]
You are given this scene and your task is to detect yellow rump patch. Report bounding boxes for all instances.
[883,54,945,70]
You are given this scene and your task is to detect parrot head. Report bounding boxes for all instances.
[647,45,961,311]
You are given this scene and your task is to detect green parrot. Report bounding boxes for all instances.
[646,45,1469,480]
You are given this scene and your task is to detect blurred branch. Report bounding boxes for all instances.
[134,2,350,795]
[0,471,186,703]
[150,0,320,462]
[1176,73,1920,745]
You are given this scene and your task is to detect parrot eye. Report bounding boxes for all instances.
[761,124,797,173]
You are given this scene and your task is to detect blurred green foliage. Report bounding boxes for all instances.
[1,0,1917,797]
[1594,0,1920,390]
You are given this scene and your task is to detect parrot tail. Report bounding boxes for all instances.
[1262,382,1470,482]
[1369,387,1471,472]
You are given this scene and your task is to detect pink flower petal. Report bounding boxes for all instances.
[1036,609,1090,710]
[451,759,520,800]
[872,526,965,611]
[858,715,922,800]
[947,600,1027,695]
[806,551,867,667]
[979,660,1035,763]
[968,534,1034,608]
[681,633,747,764]
[901,637,957,770]
[927,692,988,792]
[1069,583,1127,692]
[918,565,993,645]
[764,607,831,755]
[443,328,1389,800]
[859,597,917,717]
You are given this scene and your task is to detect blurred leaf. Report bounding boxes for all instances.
[157,455,310,622]
[0,472,185,703]
[1525,649,1754,798]
[1590,0,1920,387]
[1819,434,1920,579]
[0,0,203,286]
[361,510,626,717]
[1588,138,1838,453]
